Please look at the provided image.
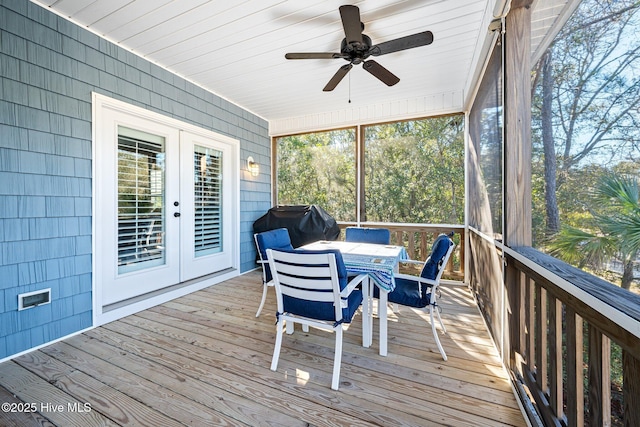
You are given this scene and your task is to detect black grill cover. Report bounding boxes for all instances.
[253,205,340,248]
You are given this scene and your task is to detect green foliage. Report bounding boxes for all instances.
[275,116,465,224]
[531,172,547,245]
[548,172,640,287]
[276,129,356,221]
[364,116,465,223]
[548,225,615,267]
[531,0,640,287]
[595,173,640,254]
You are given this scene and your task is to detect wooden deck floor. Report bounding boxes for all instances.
[0,271,527,427]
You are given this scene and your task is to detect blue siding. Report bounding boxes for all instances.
[0,0,271,360]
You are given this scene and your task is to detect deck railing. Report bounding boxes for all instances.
[507,247,640,427]
[469,228,640,427]
[337,222,464,279]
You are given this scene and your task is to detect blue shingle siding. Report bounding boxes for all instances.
[0,172,25,195]
[20,303,53,329]
[51,296,74,319]
[0,265,18,289]
[18,261,48,286]
[1,218,28,241]
[29,325,51,348]
[0,0,271,360]
[0,124,28,150]
[18,195,46,218]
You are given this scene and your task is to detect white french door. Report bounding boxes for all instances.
[179,131,234,279]
[94,95,238,313]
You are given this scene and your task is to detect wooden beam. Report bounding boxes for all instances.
[271,136,278,206]
[504,0,532,373]
[503,3,532,247]
[511,0,534,10]
[357,125,365,222]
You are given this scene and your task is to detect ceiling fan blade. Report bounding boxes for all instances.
[323,64,353,92]
[362,60,400,86]
[285,52,344,60]
[339,5,363,44]
[370,31,434,56]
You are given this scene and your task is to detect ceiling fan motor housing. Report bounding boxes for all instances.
[340,34,373,64]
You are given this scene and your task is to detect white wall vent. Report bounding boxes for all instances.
[18,288,51,311]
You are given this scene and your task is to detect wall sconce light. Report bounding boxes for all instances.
[247,156,259,177]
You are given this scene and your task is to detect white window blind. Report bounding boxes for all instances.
[194,145,223,257]
[117,126,166,273]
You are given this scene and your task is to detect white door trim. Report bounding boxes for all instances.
[92,93,240,326]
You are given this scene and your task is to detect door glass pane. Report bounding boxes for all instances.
[194,145,222,257]
[117,126,166,274]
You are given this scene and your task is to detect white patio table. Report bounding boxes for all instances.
[300,240,408,356]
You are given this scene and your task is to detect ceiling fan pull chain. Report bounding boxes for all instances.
[348,72,351,103]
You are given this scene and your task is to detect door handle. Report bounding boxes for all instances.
[174,212,181,217]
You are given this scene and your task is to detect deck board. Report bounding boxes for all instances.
[0,270,527,426]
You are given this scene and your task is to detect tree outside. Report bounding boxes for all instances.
[547,172,640,291]
[275,116,465,226]
[276,128,356,222]
[364,116,465,224]
[531,0,640,293]
[531,4,640,423]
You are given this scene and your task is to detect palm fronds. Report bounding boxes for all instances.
[595,173,639,212]
[549,172,640,274]
[548,225,615,267]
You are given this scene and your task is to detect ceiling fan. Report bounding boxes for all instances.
[285,5,434,92]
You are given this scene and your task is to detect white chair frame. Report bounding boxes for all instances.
[392,242,455,361]
[253,233,271,318]
[266,249,369,391]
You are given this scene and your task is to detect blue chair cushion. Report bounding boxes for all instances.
[274,248,362,322]
[256,228,294,258]
[345,227,391,245]
[283,289,363,322]
[255,228,293,282]
[385,277,431,308]
[372,234,452,307]
[420,234,453,280]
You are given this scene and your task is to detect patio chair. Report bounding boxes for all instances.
[374,233,455,361]
[344,226,391,245]
[253,228,294,317]
[266,248,369,390]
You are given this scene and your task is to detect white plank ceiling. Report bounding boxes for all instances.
[31,0,576,134]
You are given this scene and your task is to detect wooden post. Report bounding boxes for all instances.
[566,308,585,427]
[526,278,535,368]
[588,326,610,427]
[358,124,365,222]
[536,285,548,393]
[504,0,533,369]
[624,350,640,427]
[549,296,563,419]
[504,1,533,246]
